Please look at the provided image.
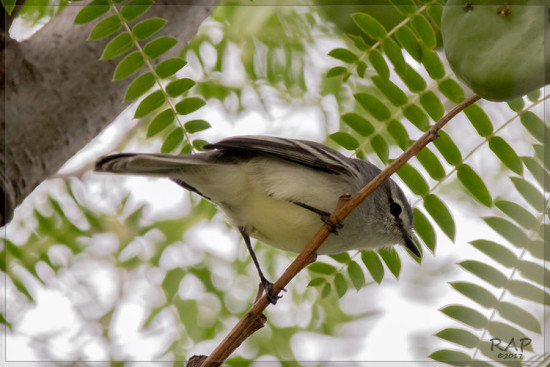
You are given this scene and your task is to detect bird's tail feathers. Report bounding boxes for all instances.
[95,153,209,177]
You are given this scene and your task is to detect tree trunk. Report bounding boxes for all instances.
[1,0,219,226]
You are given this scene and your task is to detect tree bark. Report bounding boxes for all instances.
[1,0,219,226]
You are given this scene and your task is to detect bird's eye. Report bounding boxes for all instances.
[390,202,402,217]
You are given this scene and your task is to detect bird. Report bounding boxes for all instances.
[95,135,419,303]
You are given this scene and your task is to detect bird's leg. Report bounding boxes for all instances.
[239,228,284,304]
[291,201,343,234]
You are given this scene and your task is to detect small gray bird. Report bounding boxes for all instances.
[95,136,419,302]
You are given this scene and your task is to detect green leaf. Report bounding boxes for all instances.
[308,262,337,274]
[134,90,165,118]
[88,15,121,40]
[521,156,548,191]
[496,302,541,333]
[388,119,410,150]
[510,177,544,211]
[143,36,178,59]
[166,78,196,97]
[424,194,455,241]
[12,277,34,301]
[155,58,187,78]
[161,268,185,301]
[328,48,358,63]
[378,247,401,279]
[192,139,209,151]
[495,200,537,230]
[438,79,465,103]
[450,282,497,309]
[133,17,167,40]
[517,260,549,288]
[2,0,15,15]
[347,261,365,291]
[100,32,133,60]
[433,130,462,165]
[416,147,445,180]
[520,111,545,143]
[361,251,384,284]
[351,12,387,40]
[74,0,109,24]
[321,283,332,298]
[125,72,155,101]
[113,51,144,80]
[456,164,492,207]
[329,253,351,263]
[143,306,164,328]
[0,311,11,329]
[403,104,429,131]
[371,134,389,163]
[389,0,416,15]
[464,104,493,137]
[419,91,444,121]
[458,260,507,288]
[429,350,483,367]
[507,98,524,112]
[326,66,347,77]
[396,163,429,196]
[483,216,529,249]
[527,89,540,102]
[469,240,517,268]
[440,305,488,329]
[341,113,374,137]
[413,208,436,252]
[395,26,421,61]
[161,127,184,153]
[147,109,174,137]
[427,4,443,28]
[347,33,368,51]
[371,76,408,106]
[412,14,437,48]
[420,46,445,80]
[382,37,406,71]
[333,273,347,298]
[307,277,325,287]
[354,93,391,121]
[329,132,359,150]
[368,50,389,80]
[395,65,426,92]
[435,328,479,349]
[532,144,547,169]
[121,0,152,21]
[356,61,367,78]
[175,97,206,115]
[184,119,211,133]
[488,136,523,175]
[506,280,549,305]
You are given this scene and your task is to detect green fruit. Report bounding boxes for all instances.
[442,0,549,101]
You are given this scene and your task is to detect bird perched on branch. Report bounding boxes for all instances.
[95,135,418,303]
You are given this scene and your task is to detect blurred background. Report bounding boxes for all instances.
[2,0,548,365]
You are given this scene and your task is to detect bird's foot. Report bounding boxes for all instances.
[259,278,286,305]
[322,214,344,234]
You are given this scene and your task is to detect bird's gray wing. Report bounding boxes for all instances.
[204,135,360,176]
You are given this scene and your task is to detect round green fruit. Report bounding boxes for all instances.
[442,0,549,101]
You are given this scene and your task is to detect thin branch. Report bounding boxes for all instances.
[196,94,482,367]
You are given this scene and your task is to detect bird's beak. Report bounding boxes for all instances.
[404,232,421,258]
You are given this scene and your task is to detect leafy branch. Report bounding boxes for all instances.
[75,0,211,153]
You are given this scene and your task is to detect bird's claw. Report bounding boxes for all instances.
[322,215,344,234]
[259,279,286,305]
